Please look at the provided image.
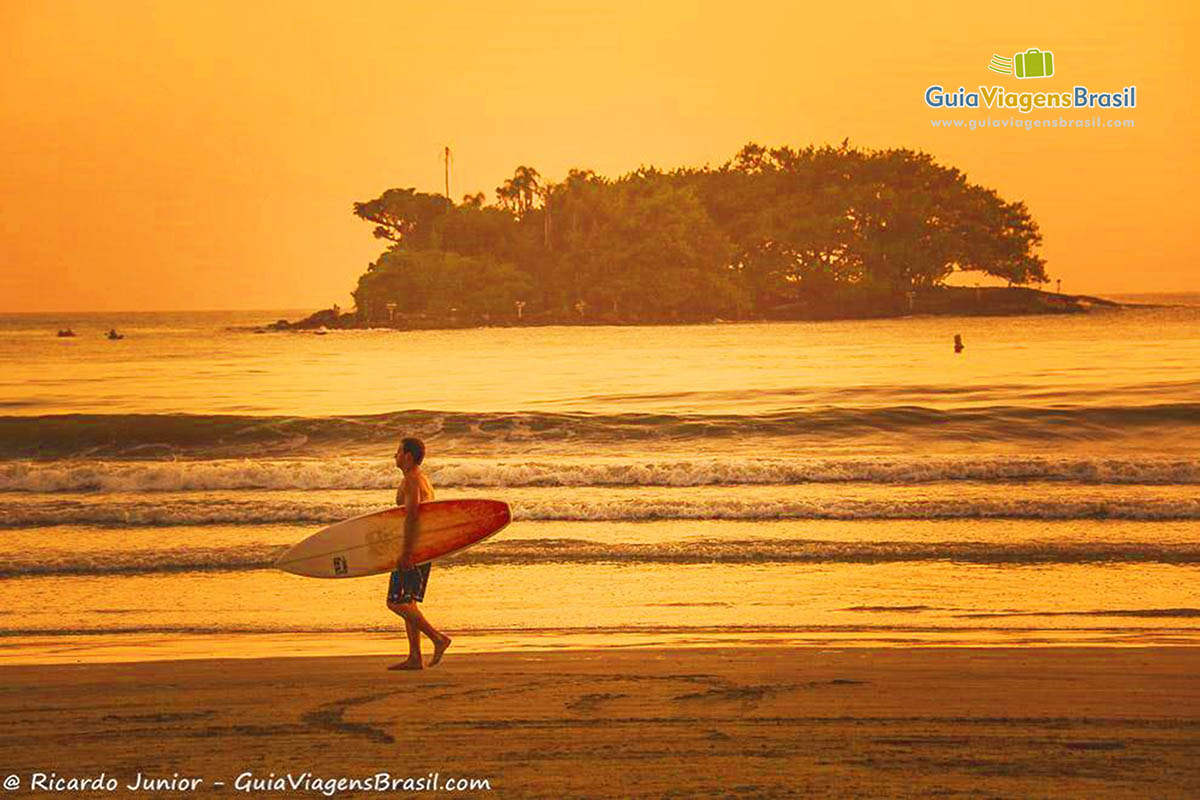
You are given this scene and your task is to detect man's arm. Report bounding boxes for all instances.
[398,478,420,570]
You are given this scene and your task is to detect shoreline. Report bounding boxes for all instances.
[263,287,1129,333]
[2,646,1196,798]
[7,627,1199,667]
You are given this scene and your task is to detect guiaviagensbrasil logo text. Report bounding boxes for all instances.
[926,48,1136,114]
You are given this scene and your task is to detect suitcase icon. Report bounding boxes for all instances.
[1014,48,1054,79]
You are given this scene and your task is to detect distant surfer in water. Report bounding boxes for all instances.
[386,437,452,670]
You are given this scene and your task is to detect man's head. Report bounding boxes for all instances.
[395,437,426,471]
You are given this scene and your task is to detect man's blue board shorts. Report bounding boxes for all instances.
[388,563,431,604]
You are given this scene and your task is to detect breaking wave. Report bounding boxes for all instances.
[5,494,1200,527]
[3,402,1198,458]
[2,455,1197,493]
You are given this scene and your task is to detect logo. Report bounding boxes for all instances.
[989,48,1055,79]
[332,555,348,575]
[925,47,1135,114]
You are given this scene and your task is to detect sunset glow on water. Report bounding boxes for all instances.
[2,305,1197,662]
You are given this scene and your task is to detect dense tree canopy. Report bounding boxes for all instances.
[350,142,1047,323]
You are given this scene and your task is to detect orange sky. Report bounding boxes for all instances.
[1,0,1196,311]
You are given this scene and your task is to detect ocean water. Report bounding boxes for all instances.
[1,301,1198,663]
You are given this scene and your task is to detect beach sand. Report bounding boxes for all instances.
[1,647,1197,798]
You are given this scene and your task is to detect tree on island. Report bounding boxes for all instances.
[348,142,1048,325]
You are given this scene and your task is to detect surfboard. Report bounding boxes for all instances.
[274,499,511,578]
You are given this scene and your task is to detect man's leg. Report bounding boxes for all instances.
[405,604,452,666]
[403,615,422,660]
[387,600,424,670]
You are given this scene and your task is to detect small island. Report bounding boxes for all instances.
[271,142,1121,332]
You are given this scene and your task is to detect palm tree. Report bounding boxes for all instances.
[495,179,519,213]
[496,167,542,216]
[512,166,541,214]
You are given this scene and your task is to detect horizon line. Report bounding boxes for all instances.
[5,288,1200,316]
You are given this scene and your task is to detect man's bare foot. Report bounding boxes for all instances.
[388,658,423,671]
[429,635,452,667]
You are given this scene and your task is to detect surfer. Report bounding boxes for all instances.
[386,437,452,670]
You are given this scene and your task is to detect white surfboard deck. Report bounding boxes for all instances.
[274,499,511,578]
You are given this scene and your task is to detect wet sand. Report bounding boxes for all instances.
[1,647,1197,798]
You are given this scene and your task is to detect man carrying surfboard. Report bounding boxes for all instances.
[386,437,452,670]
